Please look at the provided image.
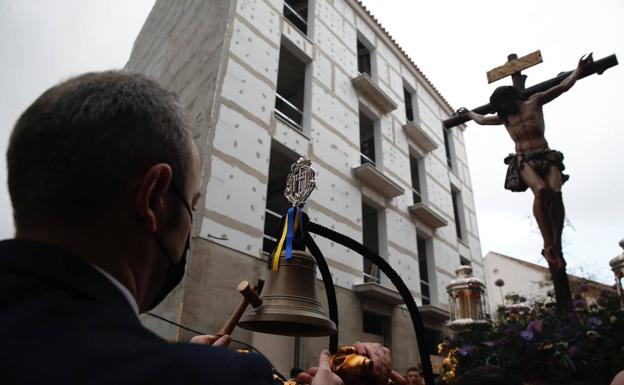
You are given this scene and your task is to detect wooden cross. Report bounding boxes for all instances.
[443,52,618,129]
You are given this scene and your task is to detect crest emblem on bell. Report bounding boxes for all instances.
[238,157,337,337]
[284,157,316,208]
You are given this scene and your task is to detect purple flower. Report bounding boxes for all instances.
[587,316,602,329]
[560,326,572,337]
[520,330,534,341]
[509,307,520,314]
[528,319,544,333]
[579,283,590,293]
[573,299,586,309]
[568,345,582,358]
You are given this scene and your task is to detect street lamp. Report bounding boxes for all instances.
[609,239,624,307]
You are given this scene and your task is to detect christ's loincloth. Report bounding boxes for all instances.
[503,148,569,192]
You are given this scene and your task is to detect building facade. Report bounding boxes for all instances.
[126,0,484,374]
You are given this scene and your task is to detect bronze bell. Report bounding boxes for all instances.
[238,249,337,336]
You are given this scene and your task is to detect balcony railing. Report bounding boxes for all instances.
[363,272,381,284]
[275,93,303,130]
[412,188,422,204]
[283,1,307,34]
[360,152,376,167]
[262,208,283,253]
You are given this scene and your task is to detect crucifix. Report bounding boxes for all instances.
[445,51,618,309]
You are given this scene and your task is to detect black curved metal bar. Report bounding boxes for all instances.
[303,231,339,353]
[305,220,435,385]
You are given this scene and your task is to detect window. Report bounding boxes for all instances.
[409,155,422,204]
[417,235,430,305]
[362,202,380,284]
[363,312,390,346]
[451,188,464,241]
[460,255,471,266]
[283,0,308,35]
[443,128,453,168]
[357,39,371,76]
[275,46,307,131]
[404,87,414,123]
[263,143,299,253]
[359,110,376,166]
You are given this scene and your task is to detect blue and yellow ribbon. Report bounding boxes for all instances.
[272,207,301,272]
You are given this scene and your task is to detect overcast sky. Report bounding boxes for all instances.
[1,0,622,283]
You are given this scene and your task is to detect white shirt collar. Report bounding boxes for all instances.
[90,264,139,317]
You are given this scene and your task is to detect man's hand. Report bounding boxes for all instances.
[353,342,407,385]
[189,334,231,347]
[579,52,594,70]
[296,350,343,385]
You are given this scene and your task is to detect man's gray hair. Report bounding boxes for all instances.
[7,71,192,231]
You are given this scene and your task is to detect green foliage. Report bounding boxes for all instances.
[444,289,624,384]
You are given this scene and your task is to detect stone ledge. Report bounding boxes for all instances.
[352,163,404,198]
[351,73,398,114]
[419,304,450,322]
[408,203,448,229]
[403,121,437,153]
[353,282,404,306]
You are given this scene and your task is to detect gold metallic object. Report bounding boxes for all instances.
[438,343,458,383]
[330,346,374,385]
[238,250,337,336]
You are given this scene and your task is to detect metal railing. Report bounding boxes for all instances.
[411,188,422,204]
[360,152,376,167]
[283,1,308,34]
[262,208,283,253]
[275,93,303,130]
[363,272,381,284]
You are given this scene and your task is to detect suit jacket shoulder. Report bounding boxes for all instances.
[0,239,274,385]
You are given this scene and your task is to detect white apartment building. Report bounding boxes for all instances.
[126,0,484,374]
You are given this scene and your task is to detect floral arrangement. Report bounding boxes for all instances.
[440,286,624,384]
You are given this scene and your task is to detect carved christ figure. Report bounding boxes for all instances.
[458,54,593,268]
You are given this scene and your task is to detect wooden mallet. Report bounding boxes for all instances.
[216,279,264,337]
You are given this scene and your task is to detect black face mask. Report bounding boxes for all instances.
[145,188,193,312]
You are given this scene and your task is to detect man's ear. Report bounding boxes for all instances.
[135,163,173,233]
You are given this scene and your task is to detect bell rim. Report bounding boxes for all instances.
[238,312,337,337]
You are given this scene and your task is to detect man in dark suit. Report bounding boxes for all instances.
[0,71,277,384]
[1,71,400,385]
